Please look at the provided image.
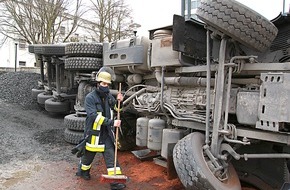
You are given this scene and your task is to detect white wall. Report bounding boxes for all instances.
[0,39,35,68]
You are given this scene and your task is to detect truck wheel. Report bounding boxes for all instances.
[28,45,35,53]
[64,113,86,131]
[32,44,66,56]
[41,44,66,56]
[65,42,103,58]
[32,88,45,100]
[45,98,70,114]
[37,92,53,107]
[64,57,103,71]
[196,0,278,52]
[33,45,43,54]
[76,81,93,110]
[64,128,84,145]
[118,113,137,151]
[173,132,241,190]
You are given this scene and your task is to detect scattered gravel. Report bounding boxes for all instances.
[0,71,41,109]
[0,71,75,165]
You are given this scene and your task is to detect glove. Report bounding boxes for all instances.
[114,119,121,128]
[71,138,86,158]
[117,92,123,102]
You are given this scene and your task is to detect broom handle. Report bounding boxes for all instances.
[114,83,122,175]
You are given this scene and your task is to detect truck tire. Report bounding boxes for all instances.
[118,113,137,151]
[37,92,53,107]
[64,113,86,131]
[28,45,35,53]
[75,81,93,111]
[64,128,84,145]
[173,132,241,190]
[64,57,103,71]
[41,44,66,56]
[65,43,103,58]
[196,0,278,52]
[32,44,66,56]
[32,88,45,100]
[33,45,43,54]
[45,98,70,114]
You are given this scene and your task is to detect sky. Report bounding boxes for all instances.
[125,0,288,37]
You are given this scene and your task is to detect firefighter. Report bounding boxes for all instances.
[75,71,126,190]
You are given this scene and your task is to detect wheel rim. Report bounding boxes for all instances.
[173,132,241,190]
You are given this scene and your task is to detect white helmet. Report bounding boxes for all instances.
[96,71,112,84]
[96,67,116,83]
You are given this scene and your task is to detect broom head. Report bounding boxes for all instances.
[100,174,129,184]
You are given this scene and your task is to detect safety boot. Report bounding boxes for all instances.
[110,182,126,190]
[76,165,91,180]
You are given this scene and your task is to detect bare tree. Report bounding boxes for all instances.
[90,0,133,42]
[0,0,85,44]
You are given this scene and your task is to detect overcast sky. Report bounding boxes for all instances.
[125,0,288,37]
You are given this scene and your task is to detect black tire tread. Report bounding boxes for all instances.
[28,45,35,53]
[64,113,86,131]
[64,128,84,145]
[65,42,103,58]
[41,44,66,56]
[173,132,241,190]
[31,44,66,55]
[64,57,103,71]
[196,0,278,52]
[173,134,211,189]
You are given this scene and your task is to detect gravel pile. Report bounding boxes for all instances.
[0,71,41,109]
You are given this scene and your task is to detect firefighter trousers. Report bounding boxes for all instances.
[80,136,120,171]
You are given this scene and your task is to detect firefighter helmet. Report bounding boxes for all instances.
[96,71,112,84]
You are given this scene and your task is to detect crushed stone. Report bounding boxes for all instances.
[0,71,41,110]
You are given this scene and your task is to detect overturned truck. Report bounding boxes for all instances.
[27,0,290,189]
[103,0,290,189]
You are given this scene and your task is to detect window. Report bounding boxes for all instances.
[84,36,88,42]
[60,26,65,35]
[19,39,26,49]
[19,61,26,66]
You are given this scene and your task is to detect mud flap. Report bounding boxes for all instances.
[167,143,178,180]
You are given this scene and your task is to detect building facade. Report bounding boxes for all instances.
[0,17,97,70]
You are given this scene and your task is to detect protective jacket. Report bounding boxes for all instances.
[84,88,117,152]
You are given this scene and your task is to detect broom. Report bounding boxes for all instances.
[100,83,128,184]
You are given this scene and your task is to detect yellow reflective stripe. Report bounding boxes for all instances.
[81,164,91,171]
[91,113,105,145]
[92,122,98,130]
[85,142,105,149]
[98,116,105,128]
[85,142,105,152]
[85,146,105,152]
[93,114,103,130]
[91,135,96,145]
[107,167,122,175]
